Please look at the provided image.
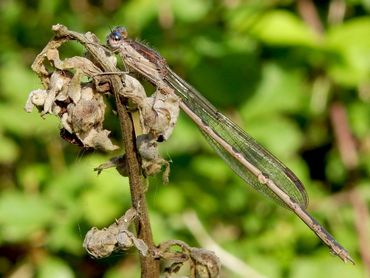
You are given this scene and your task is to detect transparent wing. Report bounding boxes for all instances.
[164,68,309,209]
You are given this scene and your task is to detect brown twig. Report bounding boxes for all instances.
[328,0,346,25]
[329,102,359,170]
[51,24,160,277]
[297,0,324,35]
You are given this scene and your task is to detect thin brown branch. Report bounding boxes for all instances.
[51,24,159,277]
[329,102,359,170]
[328,0,346,25]
[297,0,324,35]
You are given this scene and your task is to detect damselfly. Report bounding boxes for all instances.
[106,26,353,263]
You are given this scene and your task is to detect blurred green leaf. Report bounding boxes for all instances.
[116,0,158,31]
[250,10,318,46]
[39,0,62,15]
[325,150,347,185]
[225,185,248,212]
[0,191,55,242]
[226,2,267,33]
[0,0,21,24]
[241,62,307,118]
[18,164,50,192]
[150,211,178,243]
[79,160,131,226]
[37,256,74,278]
[171,0,211,22]
[0,58,40,105]
[47,216,84,255]
[152,186,185,213]
[0,134,19,163]
[105,263,140,278]
[0,103,60,136]
[243,115,304,159]
[246,255,282,278]
[191,155,230,182]
[189,52,260,107]
[348,100,370,137]
[161,116,204,155]
[325,17,370,86]
[290,256,363,278]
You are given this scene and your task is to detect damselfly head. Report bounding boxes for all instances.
[106,26,127,48]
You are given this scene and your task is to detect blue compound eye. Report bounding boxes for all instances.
[112,32,121,41]
[110,26,128,41]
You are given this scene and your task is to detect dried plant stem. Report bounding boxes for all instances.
[51,24,159,277]
[115,94,159,277]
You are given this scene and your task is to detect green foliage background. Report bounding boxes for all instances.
[0,0,369,277]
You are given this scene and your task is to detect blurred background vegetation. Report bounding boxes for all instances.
[0,0,369,277]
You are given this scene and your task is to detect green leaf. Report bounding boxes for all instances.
[250,10,318,46]
[149,212,177,243]
[47,216,83,255]
[290,256,363,278]
[0,191,55,242]
[171,0,210,22]
[245,255,281,278]
[0,103,60,136]
[348,100,370,137]
[116,0,158,31]
[325,150,348,185]
[225,185,248,212]
[0,58,41,105]
[18,164,50,191]
[325,17,370,86]
[161,116,205,155]
[241,62,307,118]
[80,169,131,226]
[105,264,141,278]
[0,134,19,163]
[153,186,185,213]
[242,115,304,159]
[191,155,230,182]
[37,256,74,278]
